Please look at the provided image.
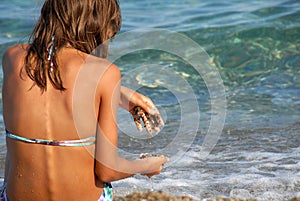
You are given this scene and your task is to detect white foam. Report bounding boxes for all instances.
[113,143,300,201]
[259,191,286,201]
[230,189,252,199]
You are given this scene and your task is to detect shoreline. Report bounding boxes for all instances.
[114,191,300,201]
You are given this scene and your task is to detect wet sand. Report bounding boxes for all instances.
[114,191,256,201]
[114,191,300,201]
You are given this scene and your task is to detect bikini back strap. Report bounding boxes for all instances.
[5,130,95,147]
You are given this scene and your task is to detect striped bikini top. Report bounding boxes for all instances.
[5,130,95,147]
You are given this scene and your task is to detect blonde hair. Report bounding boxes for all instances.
[24,0,122,91]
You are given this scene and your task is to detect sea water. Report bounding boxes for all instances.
[0,0,299,200]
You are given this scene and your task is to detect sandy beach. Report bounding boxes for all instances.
[114,191,300,201]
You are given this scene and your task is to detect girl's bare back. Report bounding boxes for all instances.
[3,44,112,200]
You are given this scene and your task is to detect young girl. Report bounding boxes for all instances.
[1,0,168,200]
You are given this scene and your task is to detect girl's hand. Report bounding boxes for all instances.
[120,86,164,135]
[139,155,169,178]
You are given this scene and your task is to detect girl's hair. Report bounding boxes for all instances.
[24,0,122,91]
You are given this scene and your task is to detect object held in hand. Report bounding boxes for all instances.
[133,106,164,135]
[139,153,164,159]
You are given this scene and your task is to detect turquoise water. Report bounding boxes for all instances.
[0,0,299,200]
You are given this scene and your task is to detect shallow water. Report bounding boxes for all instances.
[0,0,299,200]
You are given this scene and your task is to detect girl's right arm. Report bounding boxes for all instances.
[94,63,168,183]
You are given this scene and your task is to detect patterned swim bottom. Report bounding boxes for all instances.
[1,182,113,201]
[99,183,113,201]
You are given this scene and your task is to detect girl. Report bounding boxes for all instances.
[1,0,168,200]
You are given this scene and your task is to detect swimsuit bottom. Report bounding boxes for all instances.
[0,182,113,201]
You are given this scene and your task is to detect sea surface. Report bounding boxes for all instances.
[0,0,299,200]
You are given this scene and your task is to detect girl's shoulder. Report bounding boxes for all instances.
[2,44,27,71]
[84,53,121,77]
[2,44,29,66]
[4,43,29,55]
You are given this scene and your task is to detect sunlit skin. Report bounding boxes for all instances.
[2,44,168,200]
